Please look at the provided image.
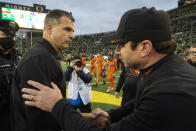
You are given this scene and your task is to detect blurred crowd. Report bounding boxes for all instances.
[13,1,196,59]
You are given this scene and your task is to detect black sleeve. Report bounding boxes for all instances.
[51,84,195,131]
[77,70,92,83]
[51,98,136,131]
[64,66,74,81]
[116,66,126,92]
[0,69,10,116]
[52,99,108,131]
[19,55,60,129]
[51,97,141,131]
[108,98,134,123]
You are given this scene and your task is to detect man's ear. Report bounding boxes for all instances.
[140,40,153,57]
[45,24,53,35]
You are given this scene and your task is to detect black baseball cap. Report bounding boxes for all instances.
[0,20,19,37]
[103,7,173,45]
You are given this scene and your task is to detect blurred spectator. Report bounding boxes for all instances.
[0,19,19,131]
[64,55,92,113]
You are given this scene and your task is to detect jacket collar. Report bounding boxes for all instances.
[41,38,60,60]
[140,54,174,76]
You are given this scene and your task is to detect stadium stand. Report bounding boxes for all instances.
[12,0,196,58]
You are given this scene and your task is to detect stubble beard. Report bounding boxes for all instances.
[128,62,143,70]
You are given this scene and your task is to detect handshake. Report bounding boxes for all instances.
[21,80,112,127]
[82,108,111,127]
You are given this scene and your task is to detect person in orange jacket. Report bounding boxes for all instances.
[95,53,105,85]
[105,57,115,92]
[81,55,86,67]
[89,54,96,80]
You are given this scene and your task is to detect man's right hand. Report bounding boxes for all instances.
[91,108,111,127]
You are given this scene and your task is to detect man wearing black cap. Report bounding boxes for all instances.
[0,20,19,131]
[21,7,196,131]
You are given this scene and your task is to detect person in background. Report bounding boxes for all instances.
[89,54,96,80]
[0,20,19,131]
[64,55,92,113]
[105,56,115,92]
[113,56,118,72]
[116,55,122,71]
[81,54,86,67]
[115,66,138,105]
[95,53,105,85]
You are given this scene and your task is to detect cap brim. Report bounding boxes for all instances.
[101,33,128,45]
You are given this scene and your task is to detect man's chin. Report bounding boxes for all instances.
[63,45,70,49]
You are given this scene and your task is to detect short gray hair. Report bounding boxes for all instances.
[44,9,75,29]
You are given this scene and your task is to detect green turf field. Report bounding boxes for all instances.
[61,61,123,111]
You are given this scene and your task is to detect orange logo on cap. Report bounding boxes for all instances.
[111,40,120,43]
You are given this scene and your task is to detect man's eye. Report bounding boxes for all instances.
[64,27,72,32]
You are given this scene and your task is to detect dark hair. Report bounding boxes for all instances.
[131,40,176,54]
[0,20,19,37]
[44,9,75,29]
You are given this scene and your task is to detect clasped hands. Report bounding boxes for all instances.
[82,108,111,127]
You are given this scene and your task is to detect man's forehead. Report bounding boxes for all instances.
[59,17,74,30]
[60,16,74,24]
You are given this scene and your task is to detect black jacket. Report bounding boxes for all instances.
[115,63,126,93]
[121,73,137,105]
[51,54,196,131]
[0,49,18,131]
[116,65,138,105]
[11,38,66,131]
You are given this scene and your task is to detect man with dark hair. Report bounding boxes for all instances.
[11,9,75,131]
[0,20,19,131]
[22,7,196,131]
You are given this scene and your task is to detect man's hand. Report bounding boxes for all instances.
[91,108,111,127]
[70,59,81,68]
[82,112,111,127]
[114,92,120,99]
[22,80,63,112]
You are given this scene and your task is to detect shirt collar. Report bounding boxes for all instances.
[140,54,173,76]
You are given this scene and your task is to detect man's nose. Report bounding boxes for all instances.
[69,32,75,40]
